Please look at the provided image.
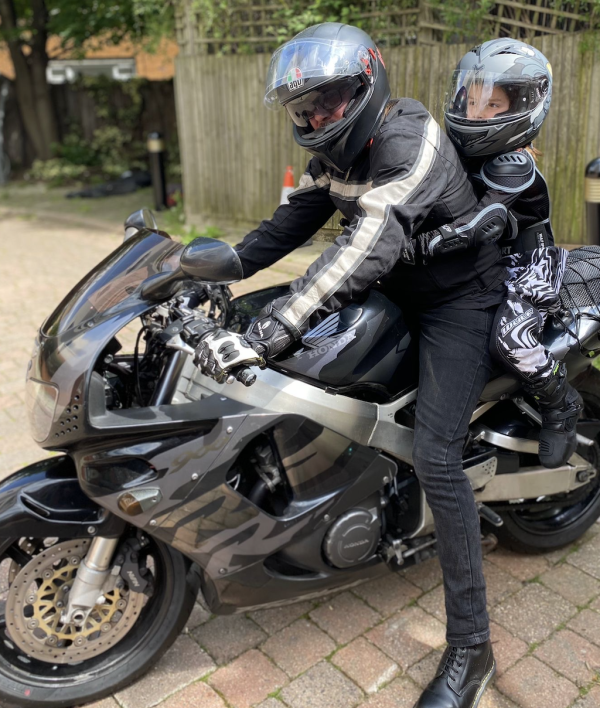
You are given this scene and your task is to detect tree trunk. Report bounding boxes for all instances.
[0,0,59,160]
[30,0,59,154]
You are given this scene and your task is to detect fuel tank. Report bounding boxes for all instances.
[228,286,415,395]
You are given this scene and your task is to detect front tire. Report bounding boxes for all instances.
[0,534,199,708]
[494,365,600,554]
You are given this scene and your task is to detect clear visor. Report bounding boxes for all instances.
[265,38,370,107]
[284,76,364,127]
[443,70,548,122]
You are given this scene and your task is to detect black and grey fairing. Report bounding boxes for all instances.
[21,230,600,617]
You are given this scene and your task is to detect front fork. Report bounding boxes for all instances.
[61,536,120,626]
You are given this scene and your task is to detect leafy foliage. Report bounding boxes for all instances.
[187,0,419,52]
[26,158,89,185]
[0,0,175,54]
[24,74,152,185]
[176,0,600,53]
[425,0,497,43]
[26,125,146,185]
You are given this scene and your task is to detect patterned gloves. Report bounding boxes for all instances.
[194,303,296,383]
[194,330,265,383]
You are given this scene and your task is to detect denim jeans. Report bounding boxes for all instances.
[409,304,496,647]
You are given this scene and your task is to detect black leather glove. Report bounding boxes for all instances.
[244,303,296,358]
[416,224,470,263]
[399,227,468,266]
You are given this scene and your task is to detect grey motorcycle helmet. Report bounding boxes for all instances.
[264,23,390,172]
[444,39,552,158]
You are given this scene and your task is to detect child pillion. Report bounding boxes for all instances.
[412,39,582,469]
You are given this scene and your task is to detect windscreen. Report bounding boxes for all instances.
[42,230,183,338]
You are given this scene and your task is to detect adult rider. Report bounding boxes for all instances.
[196,22,501,708]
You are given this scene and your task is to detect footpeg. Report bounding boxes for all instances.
[481,532,498,555]
[477,503,504,527]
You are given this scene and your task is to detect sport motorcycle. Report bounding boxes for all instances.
[1,209,600,707]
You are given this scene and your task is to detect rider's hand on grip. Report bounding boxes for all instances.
[194,329,265,384]
[226,367,257,387]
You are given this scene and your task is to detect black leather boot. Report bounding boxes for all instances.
[413,640,495,708]
[527,362,583,468]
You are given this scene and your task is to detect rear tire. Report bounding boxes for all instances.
[0,534,200,708]
[494,365,600,554]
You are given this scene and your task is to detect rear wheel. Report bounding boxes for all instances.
[0,532,199,708]
[494,365,600,554]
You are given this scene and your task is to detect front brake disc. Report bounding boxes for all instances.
[5,539,146,664]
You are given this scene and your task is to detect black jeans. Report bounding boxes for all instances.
[409,304,496,647]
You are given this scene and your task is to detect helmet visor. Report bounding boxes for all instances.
[284,76,364,127]
[265,38,370,108]
[443,70,549,122]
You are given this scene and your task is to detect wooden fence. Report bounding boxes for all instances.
[175,0,598,53]
[176,33,600,244]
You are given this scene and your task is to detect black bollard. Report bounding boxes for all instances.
[585,158,600,245]
[148,132,167,211]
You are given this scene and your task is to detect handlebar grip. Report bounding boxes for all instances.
[236,368,257,387]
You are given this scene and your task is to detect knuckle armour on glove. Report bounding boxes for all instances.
[244,303,296,359]
[194,329,263,383]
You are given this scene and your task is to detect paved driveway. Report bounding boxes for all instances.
[0,212,599,708]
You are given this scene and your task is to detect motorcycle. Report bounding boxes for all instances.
[1,208,600,707]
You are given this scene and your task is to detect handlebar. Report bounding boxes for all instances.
[153,299,259,387]
[227,367,257,387]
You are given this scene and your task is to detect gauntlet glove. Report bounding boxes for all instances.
[244,303,296,358]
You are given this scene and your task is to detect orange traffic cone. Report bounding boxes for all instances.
[280,165,312,246]
[280,165,295,205]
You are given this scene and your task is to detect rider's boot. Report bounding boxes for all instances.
[412,640,496,708]
[526,362,583,468]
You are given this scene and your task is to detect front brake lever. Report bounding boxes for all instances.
[164,333,195,356]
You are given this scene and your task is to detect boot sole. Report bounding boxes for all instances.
[470,660,497,708]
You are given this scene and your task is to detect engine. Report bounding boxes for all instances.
[322,503,381,569]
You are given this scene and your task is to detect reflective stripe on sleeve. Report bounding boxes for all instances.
[329,178,373,200]
[279,117,441,328]
[290,170,331,197]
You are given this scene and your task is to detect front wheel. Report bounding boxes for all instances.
[493,365,600,554]
[0,533,199,708]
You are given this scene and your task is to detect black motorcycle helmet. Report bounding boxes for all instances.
[264,23,390,172]
[444,39,552,158]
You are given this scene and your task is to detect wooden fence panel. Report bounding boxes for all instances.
[175,0,597,52]
[177,33,600,243]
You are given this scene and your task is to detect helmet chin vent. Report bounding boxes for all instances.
[448,127,488,148]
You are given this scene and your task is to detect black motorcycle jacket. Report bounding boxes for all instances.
[235,99,507,335]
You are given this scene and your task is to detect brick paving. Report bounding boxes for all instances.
[1,210,600,708]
